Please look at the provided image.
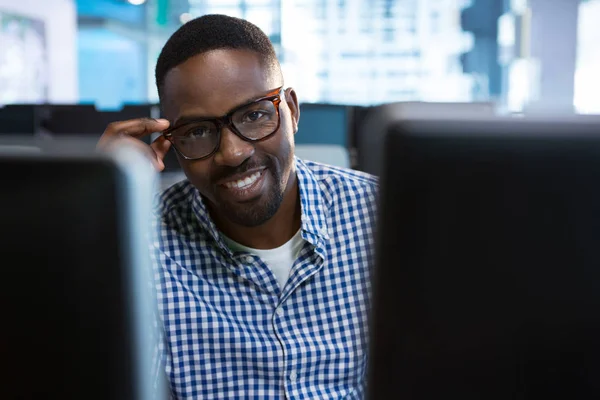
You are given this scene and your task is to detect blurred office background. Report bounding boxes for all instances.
[0,0,598,177]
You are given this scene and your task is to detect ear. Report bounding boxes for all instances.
[284,87,300,135]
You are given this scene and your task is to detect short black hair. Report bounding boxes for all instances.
[155,14,279,100]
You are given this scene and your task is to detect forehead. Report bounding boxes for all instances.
[161,49,281,121]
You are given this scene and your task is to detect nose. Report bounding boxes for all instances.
[213,126,255,167]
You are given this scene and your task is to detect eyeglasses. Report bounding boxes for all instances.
[162,87,283,160]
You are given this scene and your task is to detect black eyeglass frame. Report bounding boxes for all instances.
[162,87,284,160]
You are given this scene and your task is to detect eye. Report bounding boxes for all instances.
[243,110,267,123]
[186,126,212,139]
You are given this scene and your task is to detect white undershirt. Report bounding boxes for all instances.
[222,230,305,290]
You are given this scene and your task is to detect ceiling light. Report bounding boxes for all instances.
[180,13,193,24]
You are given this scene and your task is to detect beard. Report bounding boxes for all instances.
[217,167,285,227]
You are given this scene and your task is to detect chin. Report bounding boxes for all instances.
[221,194,282,227]
[225,209,274,227]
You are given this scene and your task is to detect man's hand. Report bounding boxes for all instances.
[97,118,171,171]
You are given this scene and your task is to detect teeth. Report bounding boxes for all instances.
[224,171,261,189]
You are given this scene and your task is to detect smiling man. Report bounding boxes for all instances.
[99,14,378,399]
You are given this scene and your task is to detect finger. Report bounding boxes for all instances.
[150,135,172,166]
[99,118,170,148]
[97,118,170,155]
[106,118,170,137]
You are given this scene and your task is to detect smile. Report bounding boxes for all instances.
[218,168,268,202]
[223,171,262,189]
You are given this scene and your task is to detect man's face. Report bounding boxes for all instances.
[161,49,299,227]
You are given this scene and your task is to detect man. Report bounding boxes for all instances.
[99,15,378,399]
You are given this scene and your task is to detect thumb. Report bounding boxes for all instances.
[151,135,172,168]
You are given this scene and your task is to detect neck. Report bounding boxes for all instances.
[212,171,301,250]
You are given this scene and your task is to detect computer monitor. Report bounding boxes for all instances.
[0,138,162,400]
[369,117,600,399]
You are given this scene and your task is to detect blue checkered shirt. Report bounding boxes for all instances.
[150,157,378,399]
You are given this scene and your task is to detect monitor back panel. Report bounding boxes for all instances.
[0,156,140,399]
[369,118,600,400]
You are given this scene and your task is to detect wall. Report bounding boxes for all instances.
[0,0,77,103]
[78,27,146,110]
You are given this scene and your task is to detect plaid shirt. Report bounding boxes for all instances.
[150,157,378,399]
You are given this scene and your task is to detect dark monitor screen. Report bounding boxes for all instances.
[0,140,160,400]
[369,117,600,399]
[0,104,38,134]
[297,103,348,146]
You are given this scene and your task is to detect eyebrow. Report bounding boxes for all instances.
[173,87,282,127]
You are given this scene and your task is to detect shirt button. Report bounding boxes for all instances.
[244,255,253,263]
[275,307,284,316]
[289,371,297,382]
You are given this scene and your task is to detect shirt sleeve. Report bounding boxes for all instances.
[148,219,176,399]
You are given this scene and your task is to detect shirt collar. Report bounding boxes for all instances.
[295,157,330,247]
[191,157,329,256]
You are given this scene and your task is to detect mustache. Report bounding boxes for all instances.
[212,157,272,182]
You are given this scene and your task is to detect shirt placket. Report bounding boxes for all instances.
[272,247,325,399]
[221,252,282,299]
